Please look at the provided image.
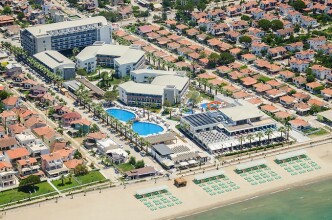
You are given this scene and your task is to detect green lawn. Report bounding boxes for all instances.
[51,178,81,191]
[258,75,272,83]
[0,182,56,206]
[117,163,135,172]
[308,128,329,137]
[75,171,106,185]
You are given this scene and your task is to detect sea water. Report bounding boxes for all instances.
[180,178,332,220]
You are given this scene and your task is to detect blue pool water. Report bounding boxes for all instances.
[106,108,136,122]
[201,103,208,109]
[132,122,164,136]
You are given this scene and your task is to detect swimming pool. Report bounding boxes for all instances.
[106,108,136,122]
[132,122,164,136]
[201,103,208,109]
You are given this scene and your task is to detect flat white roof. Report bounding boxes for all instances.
[25,16,108,36]
[219,101,264,122]
[194,170,225,181]
[136,185,168,196]
[131,69,178,76]
[119,81,164,96]
[34,50,75,69]
[76,44,145,64]
[236,159,267,170]
[151,75,189,91]
[96,138,118,148]
[275,150,306,161]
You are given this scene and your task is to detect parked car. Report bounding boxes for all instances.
[140,151,146,157]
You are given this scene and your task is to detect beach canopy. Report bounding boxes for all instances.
[136,185,168,196]
[194,170,225,181]
[275,150,306,161]
[236,159,267,171]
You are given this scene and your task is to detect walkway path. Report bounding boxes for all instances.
[47,180,64,198]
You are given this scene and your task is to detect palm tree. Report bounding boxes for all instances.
[265,128,273,145]
[202,78,208,92]
[278,126,286,141]
[60,174,65,185]
[132,132,139,146]
[67,173,73,183]
[285,124,291,142]
[256,132,264,146]
[246,134,254,147]
[238,135,245,151]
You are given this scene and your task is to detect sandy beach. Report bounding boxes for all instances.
[2,143,332,220]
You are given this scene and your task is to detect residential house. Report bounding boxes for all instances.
[294,102,311,115]
[70,118,91,135]
[210,23,229,36]
[276,28,294,39]
[312,3,330,14]
[32,126,57,146]
[229,20,249,31]
[0,110,18,126]
[0,137,18,151]
[279,3,294,16]
[307,36,326,50]
[225,31,241,43]
[241,54,257,64]
[280,95,297,107]
[311,65,332,80]
[242,1,258,12]
[207,9,224,21]
[226,5,242,17]
[321,88,332,100]
[295,50,315,60]
[2,96,19,110]
[0,15,14,27]
[287,10,302,24]
[306,81,323,93]
[267,46,287,59]
[24,115,47,130]
[64,159,83,171]
[4,148,30,166]
[0,161,16,188]
[279,70,295,81]
[28,85,48,100]
[251,42,269,55]
[191,12,207,22]
[292,92,310,102]
[301,16,318,28]
[289,118,310,130]
[251,8,265,20]
[62,112,82,127]
[289,59,310,72]
[107,148,128,164]
[248,27,265,38]
[292,76,307,87]
[5,63,22,78]
[84,131,107,148]
[259,0,277,10]
[285,42,303,52]
[16,158,43,179]
[8,123,26,135]
[41,152,68,177]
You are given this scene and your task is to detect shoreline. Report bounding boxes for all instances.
[169,174,332,220]
[2,143,332,220]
